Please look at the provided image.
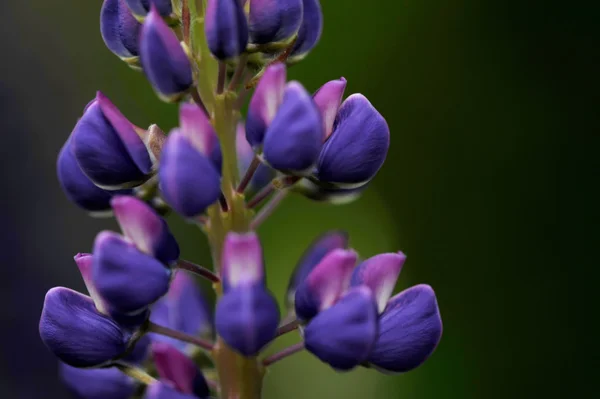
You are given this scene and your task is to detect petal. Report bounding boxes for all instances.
[215,285,280,356]
[294,248,357,320]
[101,0,141,60]
[144,383,199,399]
[159,131,222,218]
[246,63,287,148]
[248,0,303,45]
[93,231,172,315]
[221,232,264,291]
[39,287,129,367]
[367,285,443,373]
[74,253,108,314]
[111,195,180,265]
[140,7,193,99]
[350,252,406,313]
[125,0,172,17]
[152,342,209,397]
[60,363,135,399]
[289,0,323,62]
[317,94,390,186]
[179,103,219,159]
[304,286,378,371]
[313,77,347,140]
[205,0,249,60]
[285,231,349,308]
[263,81,323,174]
[236,123,274,192]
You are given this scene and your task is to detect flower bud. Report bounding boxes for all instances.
[215,285,279,356]
[111,195,180,265]
[101,0,141,64]
[93,231,172,317]
[350,252,406,313]
[248,0,303,45]
[236,123,274,192]
[39,287,130,368]
[60,363,135,399]
[304,287,378,371]
[221,232,264,292]
[57,137,128,214]
[152,342,210,397]
[140,7,193,101]
[263,81,323,174]
[205,0,249,60]
[316,94,390,187]
[367,285,443,373]
[289,0,323,63]
[294,248,357,320]
[145,383,199,399]
[179,103,222,170]
[286,231,348,308]
[158,131,222,218]
[246,63,286,148]
[71,92,153,189]
[313,77,347,140]
[126,0,173,18]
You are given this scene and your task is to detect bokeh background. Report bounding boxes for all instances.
[1,0,597,398]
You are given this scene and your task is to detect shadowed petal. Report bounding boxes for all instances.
[289,0,323,62]
[60,363,135,399]
[126,0,172,17]
[248,0,303,45]
[101,0,141,60]
[205,0,248,60]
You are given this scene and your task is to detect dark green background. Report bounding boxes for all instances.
[0,1,597,398]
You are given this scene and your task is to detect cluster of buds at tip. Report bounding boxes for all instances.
[44,1,442,398]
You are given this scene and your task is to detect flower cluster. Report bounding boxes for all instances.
[43,1,442,398]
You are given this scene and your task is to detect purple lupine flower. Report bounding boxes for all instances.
[57,137,129,214]
[289,0,323,62]
[294,248,357,320]
[215,232,279,356]
[205,0,248,60]
[145,383,199,399]
[92,231,171,318]
[316,94,390,187]
[140,7,193,101]
[178,103,222,171]
[246,63,286,149]
[152,342,210,398]
[313,77,347,140]
[150,271,212,348]
[263,81,323,174]
[126,0,173,18]
[71,92,153,189]
[60,363,135,399]
[286,231,349,308]
[350,252,406,313]
[367,285,443,373]
[101,0,141,62]
[304,286,378,371]
[248,0,303,45]
[236,123,274,192]
[39,287,130,367]
[159,132,222,218]
[111,195,180,265]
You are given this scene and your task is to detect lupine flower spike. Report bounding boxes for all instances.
[43,0,443,397]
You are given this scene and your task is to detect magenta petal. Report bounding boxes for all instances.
[313,78,347,140]
[221,232,265,291]
[152,342,209,397]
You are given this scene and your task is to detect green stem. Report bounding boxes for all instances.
[213,338,264,399]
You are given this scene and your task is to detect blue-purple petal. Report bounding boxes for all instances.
[205,0,248,60]
[248,0,303,45]
[101,0,141,60]
[144,383,200,399]
[290,0,323,61]
[126,0,172,17]
[60,363,135,399]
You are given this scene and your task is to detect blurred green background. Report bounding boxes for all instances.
[0,0,597,398]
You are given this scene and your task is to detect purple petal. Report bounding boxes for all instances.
[304,286,378,371]
[205,0,248,60]
[92,231,171,316]
[350,252,406,313]
[215,285,280,356]
[263,81,323,173]
[101,0,141,60]
[71,95,152,189]
[74,253,108,314]
[152,342,209,397]
[60,363,135,399]
[144,383,199,399]
[294,248,357,320]
[248,0,303,45]
[111,195,180,265]
[285,231,349,308]
[179,103,219,158]
[126,0,172,17]
[367,285,443,373]
[39,287,129,367]
[246,63,287,148]
[317,94,390,186]
[140,7,193,99]
[313,77,347,140]
[290,0,323,62]
[159,132,222,218]
[221,232,264,291]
